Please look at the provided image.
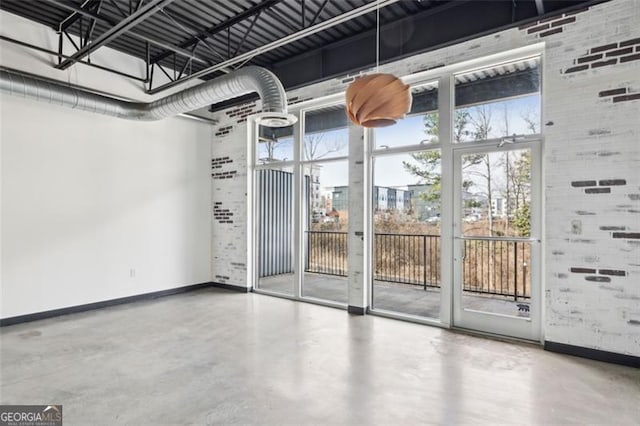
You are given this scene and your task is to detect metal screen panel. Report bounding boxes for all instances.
[258,169,294,277]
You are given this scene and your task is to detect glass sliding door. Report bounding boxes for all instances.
[254,125,296,296]
[453,145,540,340]
[451,55,542,340]
[301,104,350,304]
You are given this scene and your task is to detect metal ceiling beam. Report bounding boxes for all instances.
[0,35,146,82]
[59,0,97,31]
[47,0,208,64]
[83,1,104,47]
[232,11,261,57]
[147,0,401,94]
[150,0,282,65]
[309,0,330,27]
[54,0,179,69]
[108,0,128,17]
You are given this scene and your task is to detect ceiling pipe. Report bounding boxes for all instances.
[0,66,296,126]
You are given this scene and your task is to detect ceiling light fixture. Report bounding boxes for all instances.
[345,0,411,128]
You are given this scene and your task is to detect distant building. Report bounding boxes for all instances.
[407,184,439,220]
[491,197,505,217]
[332,186,349,212]
[374,186,411,212]
[331,185,411,214]
[304,165,325,221]
[374,187,388,211]
[490,196,515,218]
[309,167,322,213]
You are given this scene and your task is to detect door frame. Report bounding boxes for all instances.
[451,139,543,341]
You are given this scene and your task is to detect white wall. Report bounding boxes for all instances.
[1,12,212,318]
[210,0,640,356]
[0,10,202,101]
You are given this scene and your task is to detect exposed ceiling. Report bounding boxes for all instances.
[1,0,603,102]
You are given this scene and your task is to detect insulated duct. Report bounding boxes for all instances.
[0,66,296,126]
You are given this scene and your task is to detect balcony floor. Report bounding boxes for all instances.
[257,272,530,319]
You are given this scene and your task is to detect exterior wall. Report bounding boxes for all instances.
[1,12,212,318]
[210,1,640,356]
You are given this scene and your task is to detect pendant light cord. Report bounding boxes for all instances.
[376,0,380,72]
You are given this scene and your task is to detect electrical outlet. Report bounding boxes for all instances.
[129,268,136,278]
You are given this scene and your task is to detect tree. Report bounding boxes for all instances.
[500,104,512,233]
[500,107,536,236]
[509,144,533,238]
[520,108,539,134]
[258,127,296,163]
[258,131,281,162]
[304,131,348,231]
[468,105,495,235]
[514,202,531,237]
[509,152,531,212]
[304,132,347,161]
[402,111,479,212]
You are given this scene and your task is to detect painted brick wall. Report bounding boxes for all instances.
[211,0,640,356]
[540,1,640,356]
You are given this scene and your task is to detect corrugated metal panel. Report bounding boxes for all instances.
[257,169,295,278]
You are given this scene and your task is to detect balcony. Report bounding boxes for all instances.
[258,231,531,318]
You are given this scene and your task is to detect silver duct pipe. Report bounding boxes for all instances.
[0,66,296,126]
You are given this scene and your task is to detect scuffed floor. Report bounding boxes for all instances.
[1,288,638,425]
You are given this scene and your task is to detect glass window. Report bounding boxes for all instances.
[454,57,541,143]
[302,160,349,303]
[376,82,438,149]
[460,148,532,238]
[257,125,293,163]
[303,104,349,161]
[371,151,441,320]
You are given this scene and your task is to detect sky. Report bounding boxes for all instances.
[258,94,540,195]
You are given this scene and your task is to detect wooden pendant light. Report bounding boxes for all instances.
[346,73,412,128]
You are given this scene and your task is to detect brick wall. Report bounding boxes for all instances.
[210,117,249,288]
[210,0,640,356]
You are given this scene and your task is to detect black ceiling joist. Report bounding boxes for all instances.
[59,0,101,32]
[46,0,209,64]
[150,0,282,66]
[0,0,608,104]
[56,0,175,69]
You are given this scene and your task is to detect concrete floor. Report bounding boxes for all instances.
[1,288,638,425]
[259,272,530,319]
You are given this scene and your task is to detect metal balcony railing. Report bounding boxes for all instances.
[305,231,348,276]
[374,233,441,289]
[304,231,531,300]
[460,238,531,300]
